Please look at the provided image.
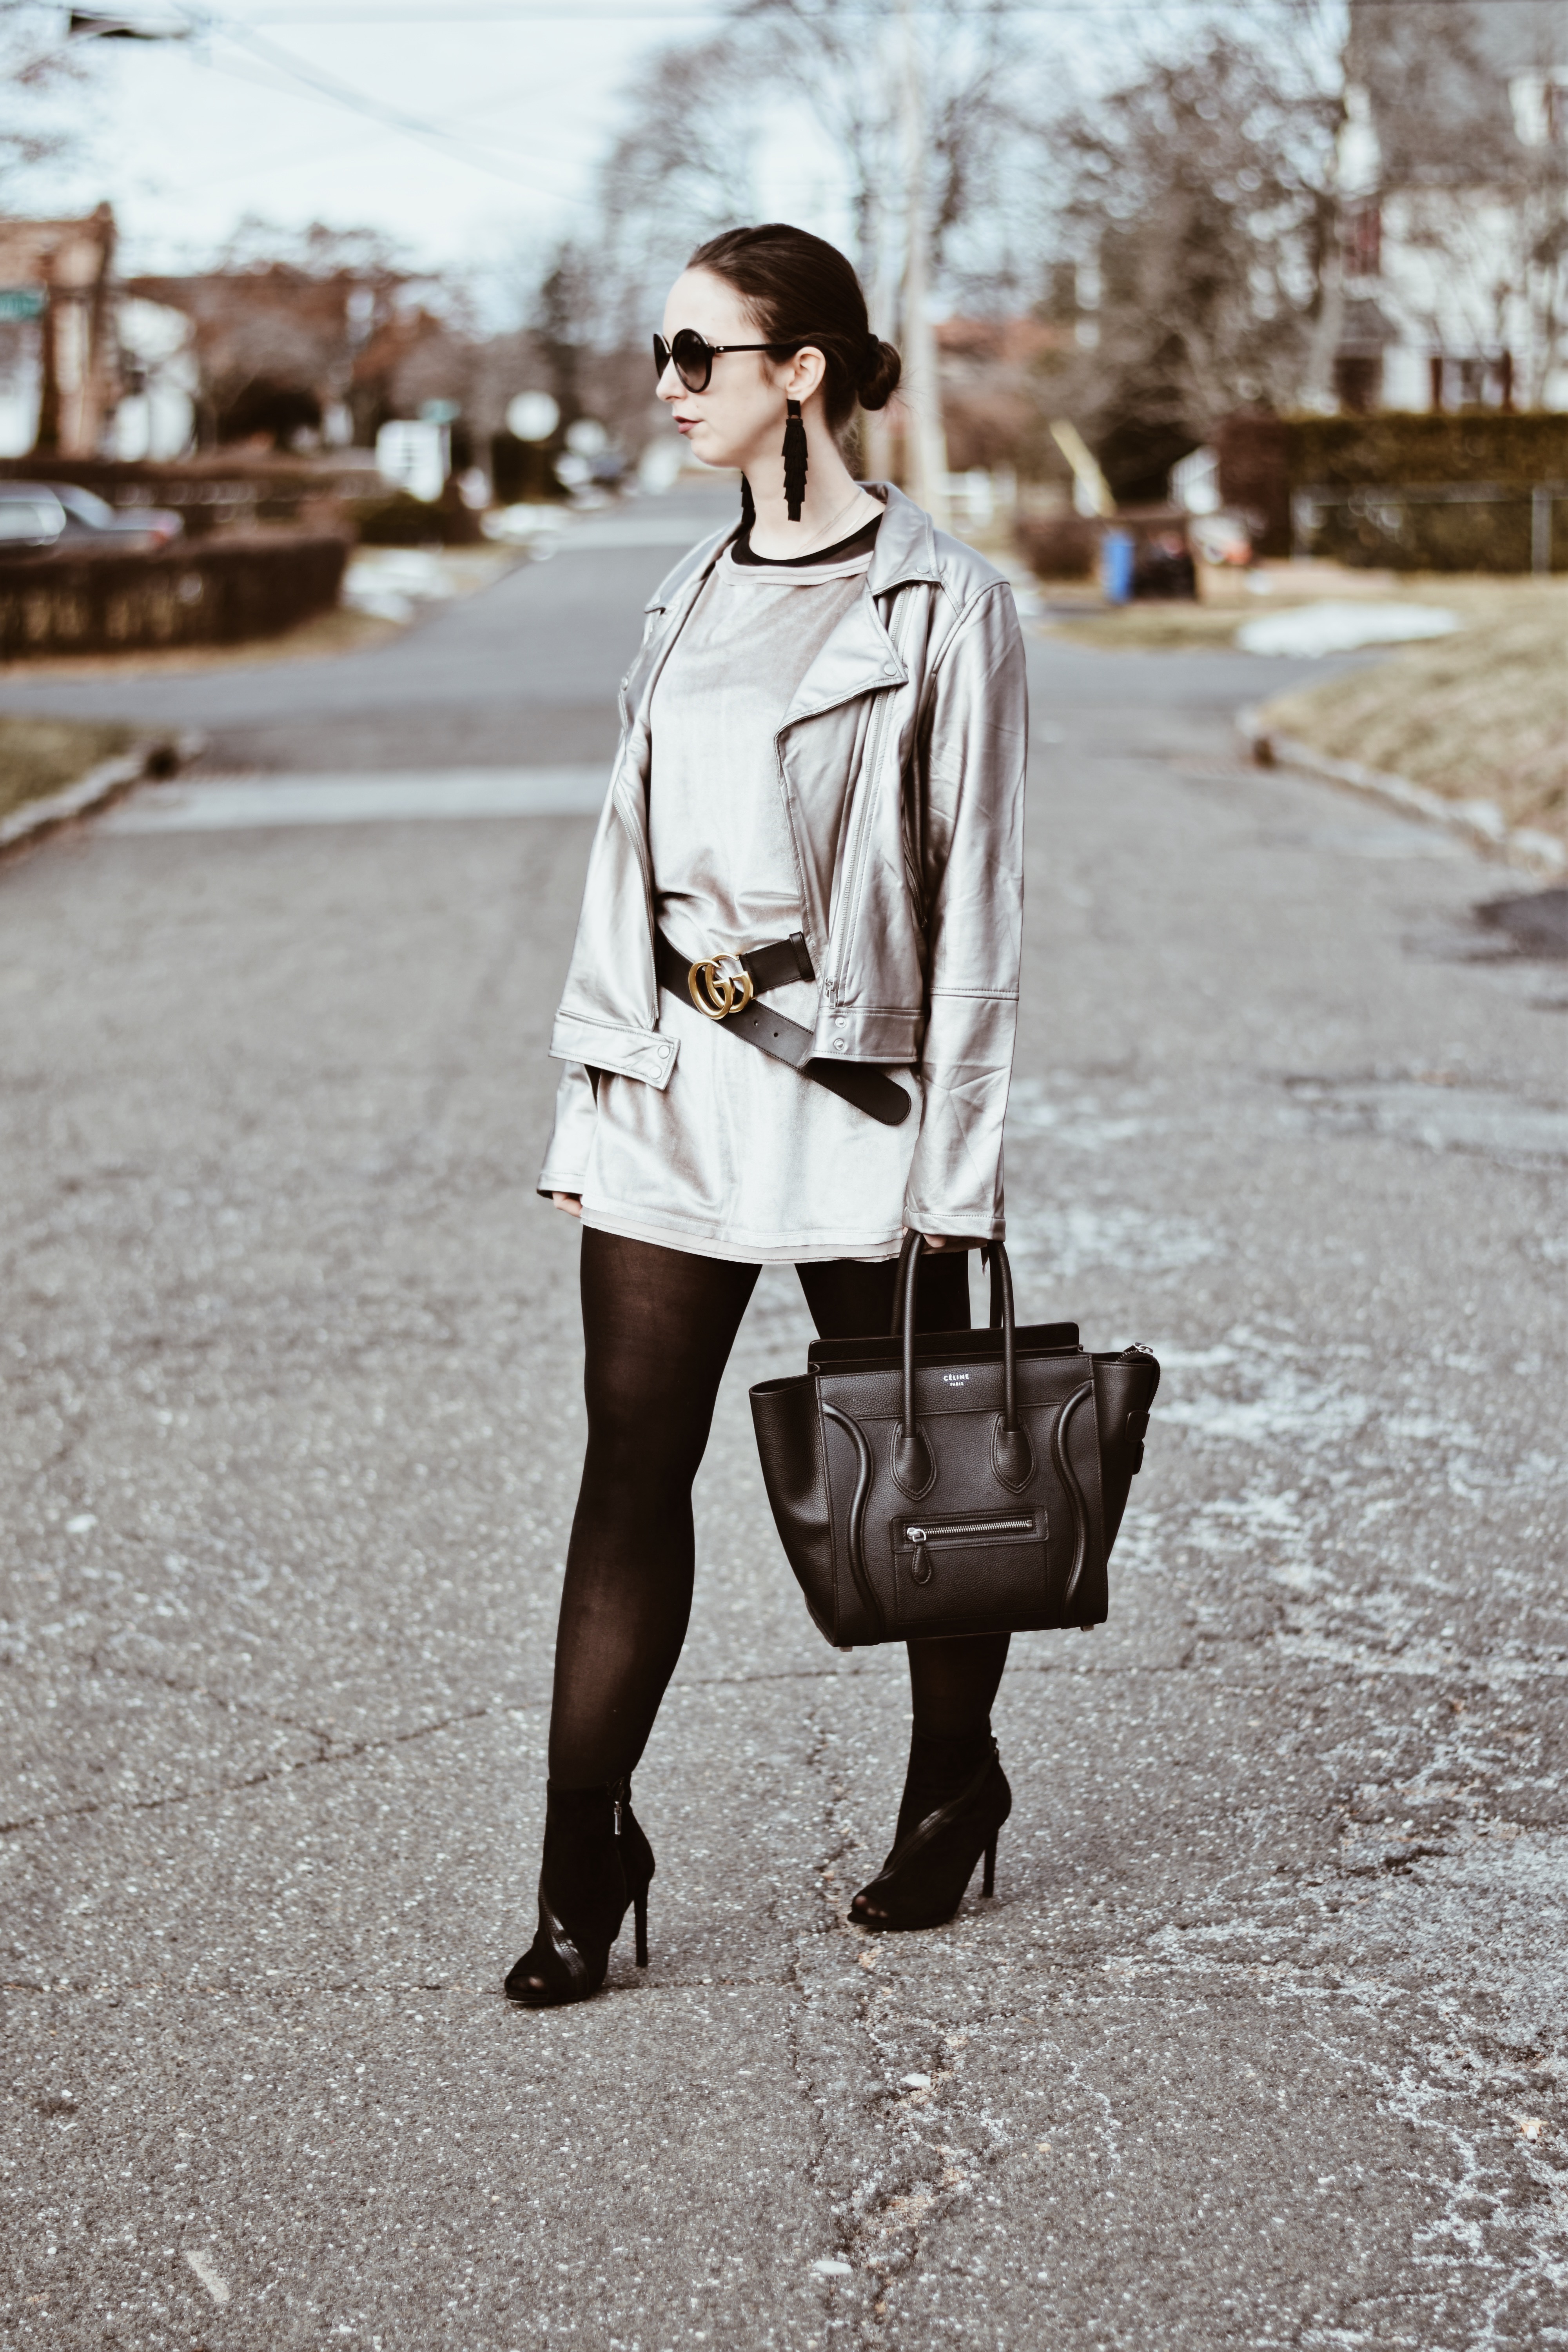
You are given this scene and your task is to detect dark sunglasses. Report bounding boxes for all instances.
[653,328,802,393]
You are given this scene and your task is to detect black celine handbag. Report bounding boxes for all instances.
[749,1234,1159,1649]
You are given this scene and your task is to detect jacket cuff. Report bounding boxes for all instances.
[550,1009,678,1090]
[536,1060,597,1200]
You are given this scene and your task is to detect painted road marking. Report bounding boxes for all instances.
[183,2250,230,2307]
[102,768,609,832]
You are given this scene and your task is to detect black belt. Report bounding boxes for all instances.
[653,928,911,1129]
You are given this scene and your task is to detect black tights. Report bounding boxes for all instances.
[547,1228,1010,1789]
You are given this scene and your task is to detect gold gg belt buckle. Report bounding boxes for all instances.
[687,951,755,1021]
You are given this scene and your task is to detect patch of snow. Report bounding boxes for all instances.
[1236,601,1462,657]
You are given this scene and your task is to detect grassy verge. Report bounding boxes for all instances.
[1257,580,1568,848]
[1045,602,1260,650]
[0,717,137,826]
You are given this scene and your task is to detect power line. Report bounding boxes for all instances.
[214,0,1568,15]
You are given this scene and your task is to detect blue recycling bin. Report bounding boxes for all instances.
[1101,527,1135,604]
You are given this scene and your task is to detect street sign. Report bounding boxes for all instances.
[0,289,46,321]
[376,418,447,502]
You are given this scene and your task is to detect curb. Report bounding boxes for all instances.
[1237,706,1566,879]
[0,729,207,857]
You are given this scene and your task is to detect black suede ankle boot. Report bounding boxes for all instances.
[894,1730,997,1844]
[851,1737,1011,1933]
[504,1779,654,2007]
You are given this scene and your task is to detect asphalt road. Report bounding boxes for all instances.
[3,492,1567,2352]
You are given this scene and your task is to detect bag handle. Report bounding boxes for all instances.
[891,1235,1023,1493]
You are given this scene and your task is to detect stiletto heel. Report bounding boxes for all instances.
[850,1741,1011,1933]
[505,1778,655,2008]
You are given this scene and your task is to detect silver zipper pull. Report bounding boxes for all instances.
[613,1794,624,1836]
[907,1526,931,1586]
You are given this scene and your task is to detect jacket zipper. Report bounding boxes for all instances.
[830,589,915,1007]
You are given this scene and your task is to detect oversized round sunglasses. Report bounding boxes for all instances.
[653,327,804,393]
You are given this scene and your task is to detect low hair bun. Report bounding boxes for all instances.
[687,226,898,432]
[858,336,902,412]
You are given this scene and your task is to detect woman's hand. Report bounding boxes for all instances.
[919,1234,980,1251]
[551,1192,584,1220]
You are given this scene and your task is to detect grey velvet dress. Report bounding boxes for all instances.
[576,537,920,1265]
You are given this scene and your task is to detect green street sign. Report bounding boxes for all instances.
[0,289,45,321]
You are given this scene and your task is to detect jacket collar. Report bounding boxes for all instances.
[863,483,944,595]
[644,520,735,615]
[632,482,946,733]
[643,480,942,615]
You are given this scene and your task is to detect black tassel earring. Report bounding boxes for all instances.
[739,474,756,534]
[782,398,808,522]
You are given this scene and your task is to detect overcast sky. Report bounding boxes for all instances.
[29,2,1332,317]
[36,3,849,307]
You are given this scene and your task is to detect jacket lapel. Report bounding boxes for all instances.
[778,485,944,730]
[619,522,735,731]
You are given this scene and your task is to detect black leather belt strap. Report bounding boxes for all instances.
[653,928,911,1129]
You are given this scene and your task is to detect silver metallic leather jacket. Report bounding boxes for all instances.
[538,483,1027,1239]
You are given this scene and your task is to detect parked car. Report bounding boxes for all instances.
[47,483,183,550]
[0,484,66,551]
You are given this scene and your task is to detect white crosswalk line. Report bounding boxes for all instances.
[102,767,609,831]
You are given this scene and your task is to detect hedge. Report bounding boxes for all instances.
[0,530,349,660]
[1218,410,1568,569]
[1283,412,1568,488]
[1290,484,1566,573]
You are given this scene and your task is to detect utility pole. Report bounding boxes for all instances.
[862,188,897,485]
[899,0,949,529]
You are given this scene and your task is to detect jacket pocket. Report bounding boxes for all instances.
[890,1507,1047,1635]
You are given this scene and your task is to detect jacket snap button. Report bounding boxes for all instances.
[832,1038,848,1053]
[656,1044,671,1059]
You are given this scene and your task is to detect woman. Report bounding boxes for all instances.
[507,223,1027,2007]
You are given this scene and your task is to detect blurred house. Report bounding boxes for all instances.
[109,297,199,461]
[120,259,416,449]
[935,314,1071,477]
[0,206,116,457]
[1333,0,1568,410]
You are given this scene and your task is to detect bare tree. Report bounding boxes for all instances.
[1045,18,1340,492]
[588,0,1046,346]
[1341,0,1568,407]
[0,1,89,192]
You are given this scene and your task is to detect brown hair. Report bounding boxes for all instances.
[687,222,901,432]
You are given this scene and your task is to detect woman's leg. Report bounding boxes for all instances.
[547,1229,759,1788]
[795,1248,1012,1827]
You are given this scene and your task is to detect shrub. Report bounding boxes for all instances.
[1015,514,1100,581]
[344,488,484,547]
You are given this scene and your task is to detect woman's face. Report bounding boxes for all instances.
[657,266,822,472]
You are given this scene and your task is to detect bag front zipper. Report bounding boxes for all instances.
[901,1512,1040,1586]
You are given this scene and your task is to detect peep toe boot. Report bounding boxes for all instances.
[850,1741,1011,1933]
[505,1779,654,2008]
